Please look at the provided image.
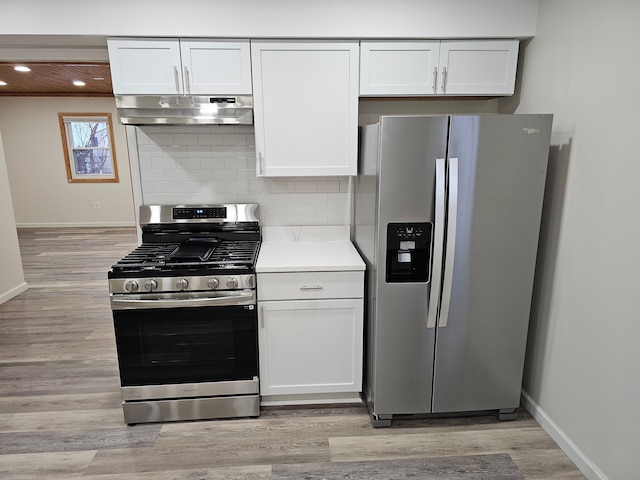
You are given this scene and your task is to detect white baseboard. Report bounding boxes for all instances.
[0,282,28,305]
[521,389,608,480]
[16,221,136,228]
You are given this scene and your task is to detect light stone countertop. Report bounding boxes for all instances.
[256,226,365,273]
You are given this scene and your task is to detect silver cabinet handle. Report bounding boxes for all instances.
[173,66,181,93]
[441,66,448,93]
[258,152,265,176]
[184,66,191,94]
[439,157,458,328]
[427,157,446,329]
[432,67,438,93]
[299,285,324,290]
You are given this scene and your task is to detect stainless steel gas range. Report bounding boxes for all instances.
[108,204,261,425]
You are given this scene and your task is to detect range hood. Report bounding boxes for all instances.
[115,95,253,125]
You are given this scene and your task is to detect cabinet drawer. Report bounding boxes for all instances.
[258,271,363,301]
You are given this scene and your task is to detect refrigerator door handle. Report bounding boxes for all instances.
[427,157,446,329]
[439,157,458,328]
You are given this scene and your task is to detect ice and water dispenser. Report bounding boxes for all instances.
[386,222,433,283]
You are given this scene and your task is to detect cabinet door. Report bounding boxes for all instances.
[251,41,359,176]
[179,40,252,95]
[259,299,363,396]
[360,41,440,96]
[438,40,519,95]
[108,38,183,95]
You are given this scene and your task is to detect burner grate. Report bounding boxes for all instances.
[112,243,179,269]
[209,240,260,263]
[109,239,260,274]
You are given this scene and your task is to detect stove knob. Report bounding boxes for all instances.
[208,277,220,289]
[124,280,139,293]
[144,279,158,292]
[176,278,189,291]
[227,277,239,289]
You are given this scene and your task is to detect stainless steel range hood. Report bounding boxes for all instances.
[115,95,253,125]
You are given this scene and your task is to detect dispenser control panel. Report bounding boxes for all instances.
[386,222,432,283]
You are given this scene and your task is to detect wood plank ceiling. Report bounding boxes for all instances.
[0,62,113,96]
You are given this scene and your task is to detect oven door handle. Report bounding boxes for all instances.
[110,291,256,310]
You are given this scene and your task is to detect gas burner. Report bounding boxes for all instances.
[108,204,261,290]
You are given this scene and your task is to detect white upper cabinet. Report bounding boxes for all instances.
[251,40,359,177]
[360,41,440,95]
[108,38,252,95]
[179,40,252,94]
[437,40,519,95]
[360,39,519,96]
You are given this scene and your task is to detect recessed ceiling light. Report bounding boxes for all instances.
[14,65,31,72]
[93,77,105,81]
[73,80,86,87]
[0,81,7,86]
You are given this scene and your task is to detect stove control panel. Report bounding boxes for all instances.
[109,274,256,294]
[173,207,227,220]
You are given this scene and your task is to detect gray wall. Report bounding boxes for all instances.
[0,131,26,303]
[0,97,135,227]
[505,1,640,479]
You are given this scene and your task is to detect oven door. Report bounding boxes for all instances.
[111,291,258,390]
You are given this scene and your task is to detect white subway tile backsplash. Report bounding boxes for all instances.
[211,146,238,157]
[139,157,152,170]
[317,180,341,193]
[138,144,164,156]
[198,134,223,146]
[136,125,350,226]
[151,157,177,170]
[144,193,166,204]
[222,134,247,145]
[236,169,253,181]
[213,169,238,181]
[145,170,165,181]
[317,201,340,215]
[141,181,155,193]
[154,181,179,193]
[201,158,227,169]
[294,182,318,193]
[175,157,202,169]
[166,169,189,182]
[188,170,214,181]
[178,182,203,193]
[148,133,176,146]
[225,158,248,169]
[173,134,200,145]
[185,146,214,158]
[295,203,318,215]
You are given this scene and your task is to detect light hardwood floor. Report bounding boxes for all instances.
[0,228,586,479]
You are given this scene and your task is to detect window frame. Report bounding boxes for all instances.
[58,112,119,183]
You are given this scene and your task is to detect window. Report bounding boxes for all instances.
[59,113,119,183]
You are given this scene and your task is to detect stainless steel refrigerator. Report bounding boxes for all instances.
[353,114,553,426]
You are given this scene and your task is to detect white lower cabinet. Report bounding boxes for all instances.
[257,271,364,405]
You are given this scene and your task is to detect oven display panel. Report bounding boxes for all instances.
[173,207,227,220]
